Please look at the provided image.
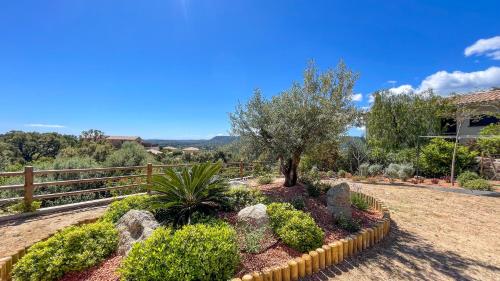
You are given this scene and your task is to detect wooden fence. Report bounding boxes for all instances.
[0,161,273,208]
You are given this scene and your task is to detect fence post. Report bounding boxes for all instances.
[146,163,152,195]
[239,160,244,178]
[24,166,34,207]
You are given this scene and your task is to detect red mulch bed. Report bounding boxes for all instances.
[232,181,382,276]
[59,254,122,281]
[257,182,381,244]
[59,181,382,280]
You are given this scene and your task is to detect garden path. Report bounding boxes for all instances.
[306,182,500,281]
[0,206,106,259]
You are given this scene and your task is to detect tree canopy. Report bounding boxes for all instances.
[230,61,359,186]
[366,90,443,151]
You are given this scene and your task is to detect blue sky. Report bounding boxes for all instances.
[1,0,499,139]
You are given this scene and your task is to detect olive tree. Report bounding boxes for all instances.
[230,61,359,186]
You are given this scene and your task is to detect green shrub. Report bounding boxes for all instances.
[387,148,417,165]
[13,222,117,281]
[301,167,323,197]
[266,202,324,252]
[267,202,295,230]
[335,214,361,233]
[306,183,321,197]
[421,138,478,177]
[384,163,414,181]
[478,123,500,155]
[301,167,321,183]
[225,186,267,210]
[462,179,492,191]
[257,174,273,185]
[398,163,414,181]
[337,169,347,178]
[100,195,151,223]
[384,163,401,181]
[326,170,334,178]
[358,163,369,177]
[351,193,368,211]
[457,171,480,187]
[291,196,306,210]
[189,212,227,226]
[368,164,383,176]
[7,200,41,213]
[104,141,152,167]
[120,224,239,281]
[277,214,324,252]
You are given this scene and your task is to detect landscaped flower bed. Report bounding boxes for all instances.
[5,163,390,281]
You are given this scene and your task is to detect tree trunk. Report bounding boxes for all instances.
[281,155,300,187]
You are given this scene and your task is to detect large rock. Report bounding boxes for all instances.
[327,182,352,219]
[237,203,268,227]
[116,210,160,255]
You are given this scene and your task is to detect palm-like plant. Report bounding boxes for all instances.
[149,162,229,226]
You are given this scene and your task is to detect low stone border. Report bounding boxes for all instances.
[0,217,99,281]
[0,191,391,281]
[232,191,391,281]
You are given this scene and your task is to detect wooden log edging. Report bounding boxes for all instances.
[232,191,391,281]
[0,217,99,281]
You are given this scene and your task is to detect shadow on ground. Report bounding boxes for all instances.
[304,220,500,281]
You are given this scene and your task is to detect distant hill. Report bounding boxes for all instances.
[145,136,239,149]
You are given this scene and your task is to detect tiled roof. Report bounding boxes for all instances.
[106,136,141,141]
[453,88,500,105]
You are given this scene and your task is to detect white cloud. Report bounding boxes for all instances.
[25,124,65,128]
[387,80,397,84]
[382,67,500,96]
[368,94,375,103]
[418,66,500,94]
[355,126,366,131]
[464,36,500,60]
[351,93,363,102]
[388,84,414,95]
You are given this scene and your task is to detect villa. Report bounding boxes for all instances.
[106,136,142,148]
[443,88,499,140]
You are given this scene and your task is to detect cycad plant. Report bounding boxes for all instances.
[149,162,229,226]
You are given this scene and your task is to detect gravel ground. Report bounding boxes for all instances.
[0,206,106,259]
[306,182,500,281]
